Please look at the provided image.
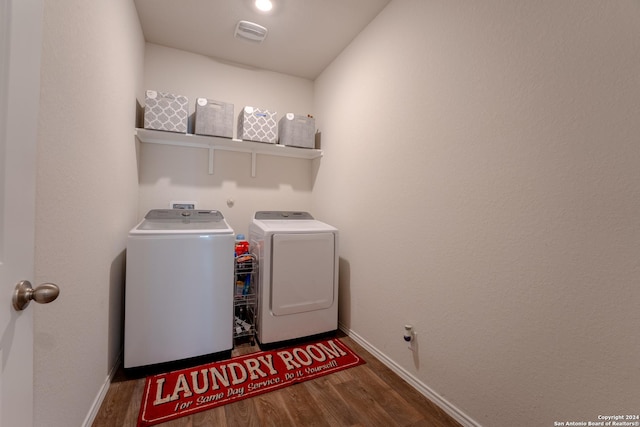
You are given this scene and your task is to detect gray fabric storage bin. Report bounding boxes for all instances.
[194,98,234,138]
[278,113,315,148]
[237,106,277,143]
[143,90,188,133]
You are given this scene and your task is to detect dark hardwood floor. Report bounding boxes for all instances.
[92,332,462,426]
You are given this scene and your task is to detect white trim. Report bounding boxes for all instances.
[339,324,481,427]
[82,352,123,427]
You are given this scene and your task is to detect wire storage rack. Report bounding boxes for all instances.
[233,253,257,345]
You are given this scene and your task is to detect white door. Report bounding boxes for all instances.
[0,0,44,426]
[271,233,335,315]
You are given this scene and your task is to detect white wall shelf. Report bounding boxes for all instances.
[135,128,322,177]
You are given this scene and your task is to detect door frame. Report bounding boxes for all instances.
[0,0,44,426]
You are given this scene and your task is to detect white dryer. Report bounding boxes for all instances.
[249,211,339,346]
[125,209,234,369]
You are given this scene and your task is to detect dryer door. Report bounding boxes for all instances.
[270,232,335,316]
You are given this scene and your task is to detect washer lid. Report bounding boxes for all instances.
[254,211,314,220]
[132,209,233,234]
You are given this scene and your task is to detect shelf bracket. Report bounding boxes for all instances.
[208,147,215,175]
[251,152,257,178]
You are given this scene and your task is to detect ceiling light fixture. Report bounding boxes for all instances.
[255,0,273,13]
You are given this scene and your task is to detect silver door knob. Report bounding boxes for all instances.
[12,280,60,311]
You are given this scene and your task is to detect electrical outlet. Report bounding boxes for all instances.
[404,324,415,350]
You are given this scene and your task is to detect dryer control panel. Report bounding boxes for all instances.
[254,211,314,220]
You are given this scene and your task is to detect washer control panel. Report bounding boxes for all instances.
[145,209,224,221]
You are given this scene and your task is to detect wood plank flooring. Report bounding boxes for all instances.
[92,332,462,427]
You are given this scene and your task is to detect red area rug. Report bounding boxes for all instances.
[138,338,365,426]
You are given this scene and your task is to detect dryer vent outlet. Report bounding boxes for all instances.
[235,20,268,43]
[170,200,197,210]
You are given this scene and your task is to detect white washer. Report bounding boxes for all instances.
[125,209,234,369]
[249,211,339,345]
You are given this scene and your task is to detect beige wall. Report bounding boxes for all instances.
[139,44,316,235]
[313,0,640,425]
[32,1,640,425]
[34,0,144,425]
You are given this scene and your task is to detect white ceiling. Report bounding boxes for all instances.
[134,0,391,80]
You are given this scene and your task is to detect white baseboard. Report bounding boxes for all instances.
[339,324,481,427]
[82,351,123,427]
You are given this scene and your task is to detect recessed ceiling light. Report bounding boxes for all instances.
[255,0,273,13]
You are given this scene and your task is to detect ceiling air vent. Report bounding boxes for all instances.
[234,20,268,43]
